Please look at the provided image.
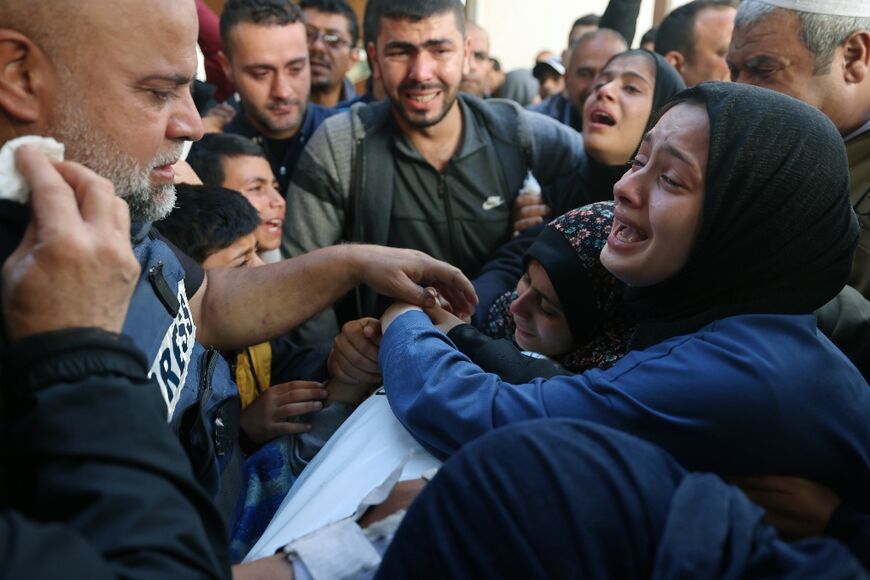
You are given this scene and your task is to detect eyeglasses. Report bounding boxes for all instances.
[306,26,352,50]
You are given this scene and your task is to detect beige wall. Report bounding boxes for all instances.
[471,0,692,72]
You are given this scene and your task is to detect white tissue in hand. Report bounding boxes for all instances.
[0,136,65,204]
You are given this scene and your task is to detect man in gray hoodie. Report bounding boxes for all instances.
[284,0,585,334]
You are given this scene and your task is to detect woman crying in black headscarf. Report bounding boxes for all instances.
[378,82,870,514]
[527,49,685,226]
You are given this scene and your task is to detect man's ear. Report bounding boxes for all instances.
[217,50,234,83]
[462,35,472,76]
[842,30,869,84]
[0,29,46,124]
[664,50,685,75]
[366,41,381,81]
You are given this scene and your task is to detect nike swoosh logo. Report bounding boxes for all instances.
[482,196,505,210]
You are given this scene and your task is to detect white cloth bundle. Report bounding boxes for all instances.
[0,136,65,204]
[245,394,440,562]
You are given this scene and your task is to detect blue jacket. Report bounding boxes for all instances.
[528,94,579,132]
[381,311,870,511]
[224,102,339,194]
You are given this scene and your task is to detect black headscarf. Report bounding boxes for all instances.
[484,202,635,372]
[525,202,624,345]
[546,49,686,217]
[625,82,858,349]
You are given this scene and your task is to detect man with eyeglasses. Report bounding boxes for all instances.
[219,0,339,193]
[301,0,361,108]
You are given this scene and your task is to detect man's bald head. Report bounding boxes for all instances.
[0,0,203,221]
[461,21,491,96]
[1,0,197,67]
[565,29,627,112]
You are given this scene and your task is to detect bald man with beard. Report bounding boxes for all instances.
[0,0,476,574]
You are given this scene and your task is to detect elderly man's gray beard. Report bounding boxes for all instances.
[50,102,183,223]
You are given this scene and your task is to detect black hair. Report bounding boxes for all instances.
[366,0,465,44]
[186,133,267,188]
[220,0,304,56]
[654,0,737,60]
[572,13,601,29]
[640,26,658,47]
[363,0,378,45]
[156,184,261,264]
[299,0,360,45]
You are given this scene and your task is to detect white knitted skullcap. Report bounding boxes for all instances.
[756,0,870,18]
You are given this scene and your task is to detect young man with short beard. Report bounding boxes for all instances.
[284,0,585,340]
[220,0,339,193]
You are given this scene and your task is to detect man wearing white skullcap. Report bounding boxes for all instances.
[728,0,870,298]
[724,0,870,554]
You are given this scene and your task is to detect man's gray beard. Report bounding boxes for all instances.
[50,103,182,223]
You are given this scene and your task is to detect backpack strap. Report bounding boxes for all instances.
[338,103,395,321]
[348,102,395,247]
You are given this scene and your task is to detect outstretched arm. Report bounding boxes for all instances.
[191,245,477,351]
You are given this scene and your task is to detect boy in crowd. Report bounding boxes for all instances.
[157,184,330,446]
[187,133,286,263]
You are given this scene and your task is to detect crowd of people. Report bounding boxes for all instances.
[0,0,868,577]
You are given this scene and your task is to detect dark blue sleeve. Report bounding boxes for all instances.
[825,503,870,569]
[379,312,870,513]
[448,324,569,383]
[600,0,643,46]
[377,419,865,579]
[270,333,330,384]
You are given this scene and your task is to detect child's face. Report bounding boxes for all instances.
[221,155,286,252]
[510,259,575,357]
[202,233,263,270]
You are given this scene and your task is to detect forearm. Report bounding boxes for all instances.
[381,311,548,459]
[599,0,643,46]
[195,245,360,350]
[5,329,230,579]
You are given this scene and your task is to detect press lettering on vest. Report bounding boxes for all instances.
[149,280,197,420]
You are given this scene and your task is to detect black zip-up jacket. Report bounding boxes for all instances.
[0,201,230,579]
[0,328,231,579]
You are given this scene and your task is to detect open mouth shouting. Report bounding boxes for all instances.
[608,213,648,250]
[262,217,283,237]
[587,107,617,128]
